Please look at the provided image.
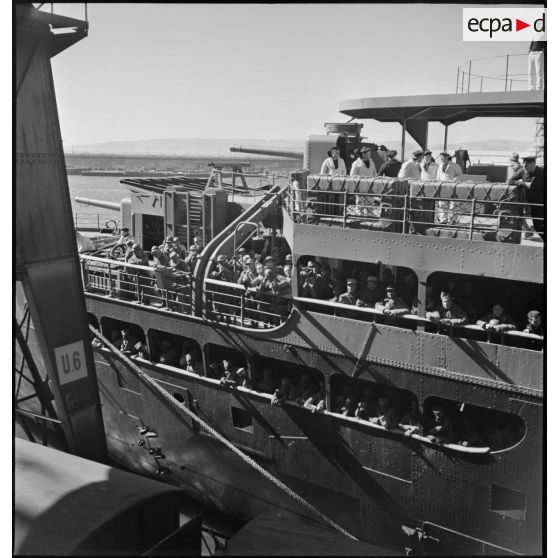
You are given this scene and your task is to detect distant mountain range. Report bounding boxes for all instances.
[67,137,534,156]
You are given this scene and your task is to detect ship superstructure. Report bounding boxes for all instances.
[73,87,544,555]
[15,4,544,554]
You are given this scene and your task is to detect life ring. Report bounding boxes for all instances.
[105,219,118,232]
[110,244,127,259]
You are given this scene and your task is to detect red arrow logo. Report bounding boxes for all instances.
[516,19,530,31]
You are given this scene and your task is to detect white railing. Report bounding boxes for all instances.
[205,278,292,330]
[80,255,193,314]
[286,187,543,244]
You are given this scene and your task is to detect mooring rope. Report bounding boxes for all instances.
[89,325,359,541]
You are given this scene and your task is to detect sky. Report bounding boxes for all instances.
[49,3,542,147]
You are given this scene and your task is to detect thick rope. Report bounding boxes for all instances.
[89,325,358,541]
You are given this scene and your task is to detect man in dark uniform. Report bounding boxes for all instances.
[476,302,516,332]
[376,286,409,316]
[332,278,361,319]
[219,358,239,386]
[378,150,402,178]
[357,275,383,307]
[427,406,454,444]
[524,310,544,336]
[336,278,359,306]
[211,255,234,282]
[426,290,468,326]
[369,143,384,173]
[169,251,190,272]
[120,329,138,356]
[453,148,470,174]
[508,156,545,237]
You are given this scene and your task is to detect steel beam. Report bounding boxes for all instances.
[16,4,106,461]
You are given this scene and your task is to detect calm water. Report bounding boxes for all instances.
[68,151,512,226]
[68,175,127,215]
[68,173,281,229]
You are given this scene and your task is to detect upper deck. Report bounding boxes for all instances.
[340,90,544,123]
[339,89,544,153]
[78,169,543,398]
[284,173,543,285]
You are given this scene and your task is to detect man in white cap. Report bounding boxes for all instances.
[350,147,377,215]
[320,145,347,176]
[435,152,463,223]
[350,146,377,177]
[118,227,135,246]
[398,150,423,179]
[420,150,439,180]
[436,152,463,181]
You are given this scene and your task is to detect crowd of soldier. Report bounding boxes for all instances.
[91,324,523,451]
[93,329,519,450]
[94,329,204,373]
[96,330,326,412]
[103,230,204,307]
[298,259,544,337]
[207,245,293,325]
[330,381,519,450]
[115,228,201,267]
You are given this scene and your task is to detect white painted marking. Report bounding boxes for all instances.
[54,341,88,385]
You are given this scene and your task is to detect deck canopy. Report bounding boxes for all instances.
[121,175,210,194]
[339,90,544,157]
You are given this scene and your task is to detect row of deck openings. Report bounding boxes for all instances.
[89,313,526,453]
[295,257,543,349]
[81,245,543,348]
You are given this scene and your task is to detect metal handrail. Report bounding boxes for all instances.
[294,296,543,348]
[80,254,194,313]
[204,277,292,329]
[285,186,543,243]
[35,2,88,22]
[74,212,119,232]
[455,53,531,93]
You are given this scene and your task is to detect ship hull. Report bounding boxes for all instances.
[86,296,542,556]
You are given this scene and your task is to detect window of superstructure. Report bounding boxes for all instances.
[204,344,248,381]
[423,396,525,451]
[100,317,146,346]
[424,272,543,348]
[251,355,324,399]
[329,374,418,427]
[147,329,202,372]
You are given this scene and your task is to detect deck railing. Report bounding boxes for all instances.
[80,255,193,314]
[456,54,532,93]
[35,2,89,23]
[204,278,292,329]
[79,254,292,328]
[79,254,541,347]
[286,186,543,244]
[295,297,543,350]
[74,212,119,233]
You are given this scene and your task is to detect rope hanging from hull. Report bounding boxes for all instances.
[89,325,359,541]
